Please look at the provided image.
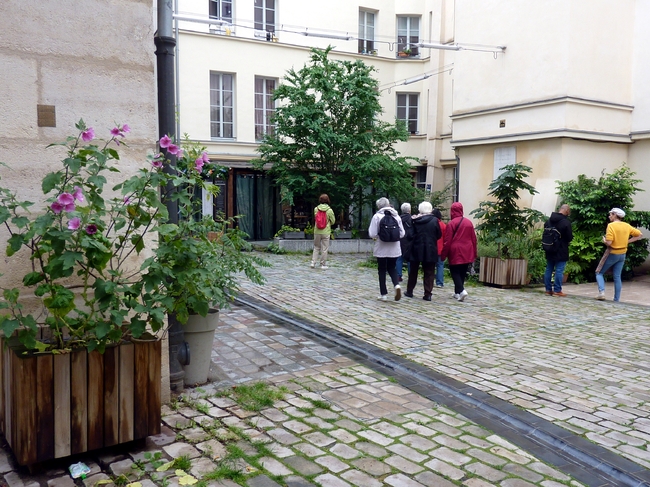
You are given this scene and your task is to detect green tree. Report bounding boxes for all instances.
[556,165,650,282]
[253,47,418,227]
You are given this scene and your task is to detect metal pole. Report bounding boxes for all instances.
[155,0,188,392]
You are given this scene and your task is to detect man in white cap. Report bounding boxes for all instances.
[595,207,643,301]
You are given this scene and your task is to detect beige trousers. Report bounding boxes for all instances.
[312,234,331,266]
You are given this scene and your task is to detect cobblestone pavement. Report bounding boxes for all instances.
[1,305,587,487]
[236,253,650,474]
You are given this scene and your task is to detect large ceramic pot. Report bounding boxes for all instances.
[182,309,219,385]
[0,336,161,466]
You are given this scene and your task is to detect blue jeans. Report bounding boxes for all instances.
[544,259,567,293]
[396,256,410,278]
[596,253,626,301]
[435,260,445,287]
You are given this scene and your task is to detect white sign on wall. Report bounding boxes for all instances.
[494,146,516,180]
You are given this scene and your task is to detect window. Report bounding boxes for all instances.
[416,166,427,190]
[358,10,375,54]
[254,0,275,33]
[397,16,420,56]
[255,77,276,141]
[209,0,232,21]
[397,93,419,134]
[210,72,234,139]
[494,147,516,179]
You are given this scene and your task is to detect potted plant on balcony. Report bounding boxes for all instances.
[0,120,181,465]
[398,47,412,57]
[470,163,545,287]
[144,140,269,386]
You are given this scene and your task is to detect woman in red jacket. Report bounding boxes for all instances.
[440,202,477,302]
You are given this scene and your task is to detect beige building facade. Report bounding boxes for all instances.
[176,0,650,229]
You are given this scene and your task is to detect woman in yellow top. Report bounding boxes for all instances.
[595,208,643,301]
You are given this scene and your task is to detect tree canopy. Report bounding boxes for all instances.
[253,47,418,225]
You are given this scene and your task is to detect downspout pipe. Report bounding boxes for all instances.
[155,0,188,392]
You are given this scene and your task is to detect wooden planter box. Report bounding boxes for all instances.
[0,337,161,466]
[478,256,528,288]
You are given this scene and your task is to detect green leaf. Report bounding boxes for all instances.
[22,272,45,286]
[0,207,11,225]
[42,172,62,194]
[61,251,84,270]
[7,233,24,253]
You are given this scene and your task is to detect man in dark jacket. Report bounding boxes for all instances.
[543,204,573,297]
[396,203,414,282]
[405,202,442,301]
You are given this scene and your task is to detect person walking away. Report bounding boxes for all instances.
[543,204,573,296]
[440,202,477,302]
[311,194,336,269]
[405,202,442,301]
[368,197,405,301]
[595,207,642,302]
[396,203,414,282]
[432,208,447,288]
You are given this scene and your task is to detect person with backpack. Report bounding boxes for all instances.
[542,204,573,297]
[368,197,405,301]
[311,194,336,269]
[396,202,414,282]
[404,202,442,301]
[440,202,477,302]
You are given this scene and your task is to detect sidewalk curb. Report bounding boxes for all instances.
[236,293,650,487]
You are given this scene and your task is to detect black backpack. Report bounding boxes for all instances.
[378,210,400,242]
[541,225,561,252]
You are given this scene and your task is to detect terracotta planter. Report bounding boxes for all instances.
[0,337,161,466]
[183,310,219,386]
[478,256,528,288]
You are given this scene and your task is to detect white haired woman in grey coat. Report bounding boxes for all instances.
[368,197,405,301]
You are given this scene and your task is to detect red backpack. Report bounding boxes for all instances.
[315,209,328,229]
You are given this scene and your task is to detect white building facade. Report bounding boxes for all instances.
[175,0,650,237]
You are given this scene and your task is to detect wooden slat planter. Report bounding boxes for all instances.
[0,338,161,466]
[478,256,528,288]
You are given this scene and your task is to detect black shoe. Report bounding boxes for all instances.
[423,295,432,301]
[404,291,413,298]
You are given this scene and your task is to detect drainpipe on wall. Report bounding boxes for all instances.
[155,0,189,392]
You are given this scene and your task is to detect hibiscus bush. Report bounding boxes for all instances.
[0,120,200,352]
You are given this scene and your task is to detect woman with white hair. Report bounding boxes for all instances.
[404,201,442,301]
[368,197,405,301]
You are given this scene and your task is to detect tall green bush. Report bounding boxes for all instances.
[556,165,650,282]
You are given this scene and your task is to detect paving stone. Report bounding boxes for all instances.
[527,461,571,480]
[384,473,426,487]
[500,479,538,487]
[400,434,437,451]
[47,477,77,487]
[262,408,290,422]
[163,442,201,459]
[357,429,394,446]
[502,463,544,483]
[163,413,193,429]
[267,428,301,445]
[329,428,357,444]
[247,474,283,487]
[303,416,336,430]
[190,456,219,477]
[422,458,465,480]
[466,447,508,466]
[303,431,336,447]
[369,421,407,437]
[463,478,497,487]
[334,419,363,432]
[294,442,326,457]
[340,469,382,487]
[259,457,293,476]
[330,443,360,459]
[351,457,392,476]
[109,458,139,479]
[315,455,349,473]
[313,473,351,487]
[283,455,324,476]
[81,473,110,487]
[387,443,428,463]
[267,443,294,458]
[465,461,508,481]
[413,471,457,487]
[181,426,211,442]
[354,441,388,458]
[385,454,425,474]
[490,446,532,465]
[284,475,317,487]
[283,420,313,434]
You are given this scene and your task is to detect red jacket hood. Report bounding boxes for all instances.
[450,202,464,219]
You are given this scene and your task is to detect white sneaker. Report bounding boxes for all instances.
[320,265,328,270]
[457,290,468,302]
[310,262,315,268]
[377,295,388,301]
[394,285,401,301]
[596,291,605,301]
[451,293,460,299]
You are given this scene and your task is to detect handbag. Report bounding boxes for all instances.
[595,248,611,274]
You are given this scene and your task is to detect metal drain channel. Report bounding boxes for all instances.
[236,294,650,487]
